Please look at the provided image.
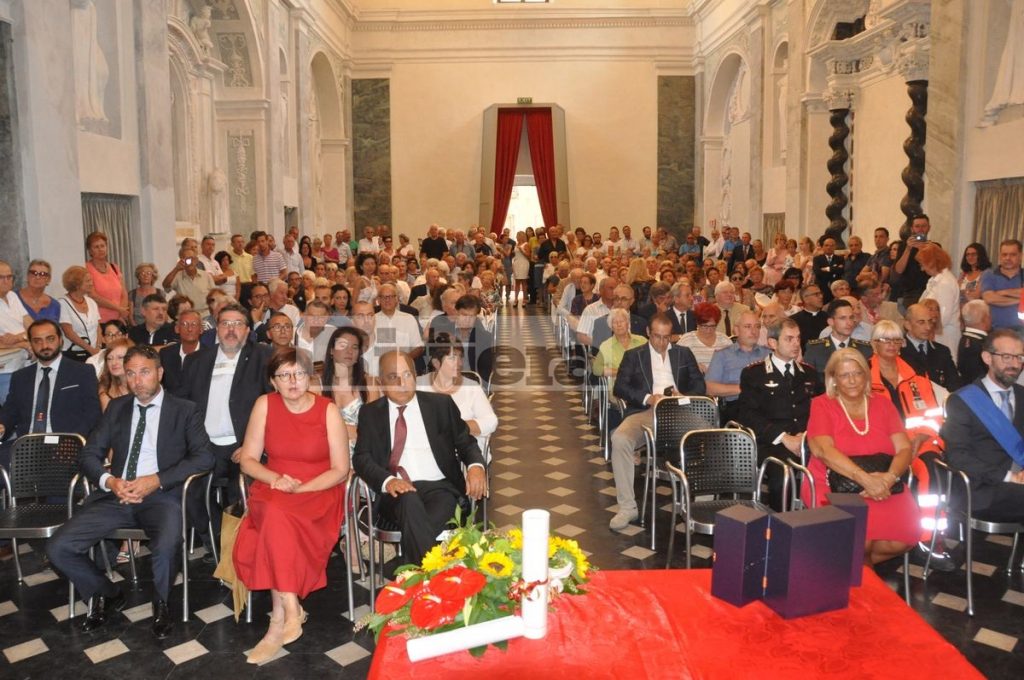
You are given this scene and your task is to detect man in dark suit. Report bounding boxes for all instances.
[941,329,1024,522]
[812,238,845,303]
[635,281,672,322]
[609,313,705,531]
[736,318,824,510]
[790,284,828,351]
[900,303,962,391]
[353,351,485,567]
[46,345,213,638]
[159,309,203,395]
[177,303,272,545]
[427,294,494,382]
[666,281,697,341]
[0,319,101,469]
[728,232,754,274]
[957,300,991,385]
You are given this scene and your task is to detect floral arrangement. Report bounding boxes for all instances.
[360,509,593,656]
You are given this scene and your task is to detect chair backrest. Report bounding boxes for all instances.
[654,396,719,458]
[9,434,86,500]
[680,428,758,497]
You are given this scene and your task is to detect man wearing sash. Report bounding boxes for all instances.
[941,329,1024,521]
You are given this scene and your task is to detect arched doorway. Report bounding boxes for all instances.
[703,52,750,230]
[308,53,345,234]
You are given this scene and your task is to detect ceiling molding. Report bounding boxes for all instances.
[351,8,693,33]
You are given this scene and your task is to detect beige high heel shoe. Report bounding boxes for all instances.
[282,607,309,645]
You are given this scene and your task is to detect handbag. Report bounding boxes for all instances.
[827,453,906,495]
[212,502,249,621]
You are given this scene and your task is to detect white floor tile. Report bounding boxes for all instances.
[974,627,1017,653]
[3,638,48,663]
[325,641,372,666]
[84,639,129,664]
[50,600,87,622]
[164,640,209,665]
[195,603,233,624]
[23,569,59,586]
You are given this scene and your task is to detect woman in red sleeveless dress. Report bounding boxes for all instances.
[233,348,349,664]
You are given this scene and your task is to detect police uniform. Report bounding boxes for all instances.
[803,336,873,379]
[735,356,825,510]
[900,337,962,391]
[705,342,770,422]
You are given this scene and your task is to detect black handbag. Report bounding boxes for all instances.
[827,453,906,495]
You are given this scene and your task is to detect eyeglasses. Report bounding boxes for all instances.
[836,371,865,382]
[269,323,293,332]
[697,322,717,329]
[273,369,308,382]
[28,270,50,278]
[0,274,13,280]
[875,338,903,345]
[103,331,125,339]
[988,351,1024,363]
[218,320,247,329]
[178,321,201,329]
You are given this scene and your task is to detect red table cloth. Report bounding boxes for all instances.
[368,568,982,680]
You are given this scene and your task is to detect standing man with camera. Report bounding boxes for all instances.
[891,214,934,310]
[163,245,216,315]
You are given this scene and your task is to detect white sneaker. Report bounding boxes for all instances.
[609,508,639,531]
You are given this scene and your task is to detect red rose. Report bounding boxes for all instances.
[430,566,487,601]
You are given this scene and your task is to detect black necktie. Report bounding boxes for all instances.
[919,342,927,356]
[784,363,793,379]
[32,367,51,434]
[125,405,152,481]
[724,313,731,336]
[678,311,686,333]
[838,341,846,349]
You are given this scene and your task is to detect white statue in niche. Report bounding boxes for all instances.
[719,136,733,223]
[190,6,214,55]
[208,168,229,234]
[279,90,290,167]
[71,0,110,123]
[308,86,323,229]
[981,0,1024,126]
[728,64,748,124]
[777,67,788,156]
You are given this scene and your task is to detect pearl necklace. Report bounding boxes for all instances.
[838,396,869,435]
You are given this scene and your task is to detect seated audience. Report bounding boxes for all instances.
[958,299,991,384]
[677,302,732,373]
[705,310,769,424]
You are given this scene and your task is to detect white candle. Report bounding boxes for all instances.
[406,616,526,662]
[520,509,550,640]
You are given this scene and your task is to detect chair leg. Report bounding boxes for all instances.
[685,524,692,570]
[1006,533,1019,575]
[965,526,975,616]
[69,582,76,622]
[345,521,356,622]
[666,482,679,569]
[182,547,190,622]
[11,539,22,582]
[127,544,139,584]
[903,552,911,606]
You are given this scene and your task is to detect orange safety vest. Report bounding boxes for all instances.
[870,356,945,540]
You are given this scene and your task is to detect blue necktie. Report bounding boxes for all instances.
[999,390,1014,422]
[125,405,152,481]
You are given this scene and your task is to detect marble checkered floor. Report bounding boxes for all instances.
[1,303,1023,677]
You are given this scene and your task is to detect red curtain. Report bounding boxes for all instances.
[525,108,558,228]
[490,110,524,234]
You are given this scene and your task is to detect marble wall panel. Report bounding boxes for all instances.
[228,131,257,232]
[657,75,696,236]
[352,78,392,228]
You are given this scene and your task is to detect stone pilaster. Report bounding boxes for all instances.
[657,75,696,235]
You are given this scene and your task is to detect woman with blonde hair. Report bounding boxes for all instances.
[625,258,654,311]
[806,348,918,565]
[763,233,789,285]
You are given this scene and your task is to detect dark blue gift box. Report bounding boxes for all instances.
[711,504,858,618]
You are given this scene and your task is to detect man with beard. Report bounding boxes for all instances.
[942,329,1024,522]
[0,319,101,482]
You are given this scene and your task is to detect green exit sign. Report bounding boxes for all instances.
[517,97,533,105]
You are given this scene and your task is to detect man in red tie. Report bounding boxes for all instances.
[352,351,486,567]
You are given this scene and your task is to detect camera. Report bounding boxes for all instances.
[913,234,927,242]
[663,386,675,396]
[184,257,193,265]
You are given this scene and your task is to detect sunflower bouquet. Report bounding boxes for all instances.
[360,508,593,657]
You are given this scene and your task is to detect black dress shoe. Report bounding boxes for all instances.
[909,545,957,573]
[81,590,127,632]
[152,600,173,639]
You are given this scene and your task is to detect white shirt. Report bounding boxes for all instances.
[205,346,240,444]
[920,268,962,355]
[279,248,304,275]
[358,237,380,254]
[100,388,165,491]
[0,291,29,373]
[649,344,675,398]
[30,355,62,433]
[418,377,498,459]
[197,253,223,277]
[375,310,423,352]
[577,299,611,340]
[386,395,444,487]
[59,295,100,350]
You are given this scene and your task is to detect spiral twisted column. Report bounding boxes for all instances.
[822,87,853,248]
[899,80,928,237]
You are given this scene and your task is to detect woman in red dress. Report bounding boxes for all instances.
[806,348,919,565]
[234,348,349,664]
